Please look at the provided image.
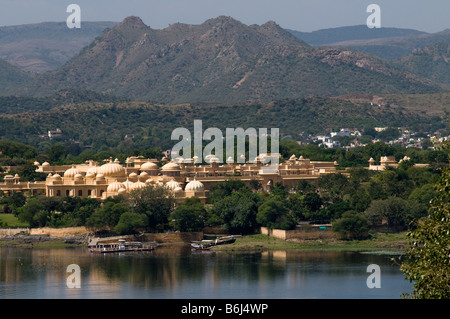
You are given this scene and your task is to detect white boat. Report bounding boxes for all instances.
[89,239,156,254]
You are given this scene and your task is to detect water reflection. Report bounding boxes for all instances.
[0,246,412,299]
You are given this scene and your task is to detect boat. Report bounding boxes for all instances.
[190,242,213,250]
[190,235,241,250]
[89,239,156,254]
[190,239,214,250]
[214,235,240,245]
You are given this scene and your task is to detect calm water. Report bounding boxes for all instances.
[0,245,412,299]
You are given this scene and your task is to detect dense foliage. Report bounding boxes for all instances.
[400,142,450,299]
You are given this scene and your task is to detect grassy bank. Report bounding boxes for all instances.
[212,232,409,253]
[0,213,28,227]
[0,238,85,249]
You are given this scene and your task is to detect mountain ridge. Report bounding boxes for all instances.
[3,16,440,104]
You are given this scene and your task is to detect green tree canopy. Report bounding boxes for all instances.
[128,184,175,231]
[400,162,450,299]
[212,191,260,234]
[332,210,370,240]
[170,197,206,232]
[257,198,295,230]
[86,202,128,229]
[114,212,148,235]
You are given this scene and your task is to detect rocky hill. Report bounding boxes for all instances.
[8,16,439,104]
[397,41,450,89]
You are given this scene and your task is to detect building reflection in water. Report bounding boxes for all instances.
[0,246,411,298]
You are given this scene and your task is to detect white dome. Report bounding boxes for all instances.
[107,182,126,193]
[52,173,62,180]
[140,161,158,170]
[131,181,146,190]
[87,166,101,175]
[139,171,149,182]
[42,161,50,167]
[165,179,180,190]
[64,166,81,178]
[185,179,204,192]
[161,161,180,171]
[99,159,125,177]
[122,179,134,190]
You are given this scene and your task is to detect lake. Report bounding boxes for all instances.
[0,245,412,299]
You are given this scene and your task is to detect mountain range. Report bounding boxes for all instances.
[0,16,446,104]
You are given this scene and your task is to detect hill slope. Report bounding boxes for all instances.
[397,42,450,89]
[287,25,426,47]
[0,58,34,92]
[0,97,443,151]
[0,21,118,73]
[13,16,439,104]
[325,29,450,61]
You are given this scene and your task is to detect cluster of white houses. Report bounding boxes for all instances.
[0,155,428,204]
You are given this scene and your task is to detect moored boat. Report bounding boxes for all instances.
[89,239,156,254]
[190,235,241,250]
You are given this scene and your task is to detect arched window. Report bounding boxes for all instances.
[78,190,83,197]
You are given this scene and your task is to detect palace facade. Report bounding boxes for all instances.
[1,154,338,203]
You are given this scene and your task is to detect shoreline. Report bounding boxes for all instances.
[0,231,409,252]
[211,232,409,254]
[0,233,88,249]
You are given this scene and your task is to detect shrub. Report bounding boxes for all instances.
[332,210,370,240]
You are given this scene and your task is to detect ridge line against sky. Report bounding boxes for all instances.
[0,0,449,33]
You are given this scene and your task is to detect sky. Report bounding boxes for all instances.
[0,0,449,33]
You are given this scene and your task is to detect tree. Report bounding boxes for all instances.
[332,210,370,240]
[257,199,295,230]
[212,191,260,234]
[408,183,438,206]
[114,212,148,235]
[86,202,128,229]
[3,192,26,210]
[128,184,175,231]
[16,197,45,227]
[170,197,206,232]
[400,159,450,298]
[302,192,323,213]
[318,173,349,199]
[365,197,427,231]
[209,180,250,204]
[47,143,68,163]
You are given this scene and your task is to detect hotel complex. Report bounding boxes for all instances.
[0,154,339,203]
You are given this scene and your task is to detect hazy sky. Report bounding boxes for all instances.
[1,0,449,32]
